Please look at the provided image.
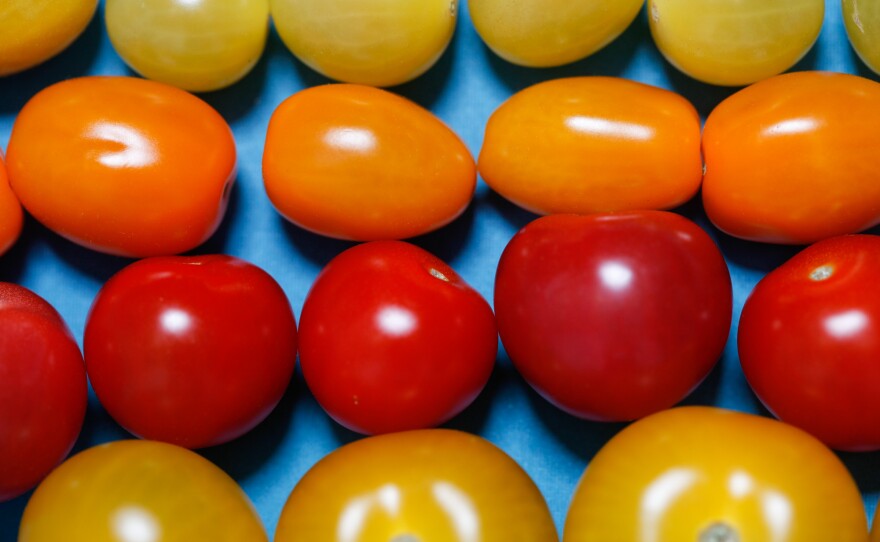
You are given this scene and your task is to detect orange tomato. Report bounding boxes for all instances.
[0,152,23,257]
[263,84,475,241]
[478,77,702,215]
[6,76,236,257]
[275,429,557,541]
[702,71,880,244]
[873,512,880,542]
[564,407,868,542]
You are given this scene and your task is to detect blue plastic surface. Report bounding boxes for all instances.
[2,0,879,539]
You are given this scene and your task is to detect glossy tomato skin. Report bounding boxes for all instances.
[564,407,867,541]
[703,71,880,244]
[263,84,475,241]
[479,77,702,215]
[299,241,497,435]
[495,212,732,421]
[84,255,297,449]
[6,76,236,257]
[739,235,880,451]
[275,429,557,541]
[0,283,87,502]
[843,0,880,75]
[19,440,268,542]
[0,152,23,257]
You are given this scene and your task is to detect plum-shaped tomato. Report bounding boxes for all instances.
[0,152,23,257]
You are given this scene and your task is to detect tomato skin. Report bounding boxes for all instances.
[0,283,87,502]
[703,71,880,244]
[84,255,297,449]
[843,0,880,75]
[299,241,497,435]
[263,84,475,241]
[564,407,867,542]
[0,152,23,257]
[6,76,236,257]
[478,77,702,215]
[495,212,732,422]
[739,235,880,451]
[275,429,557,541]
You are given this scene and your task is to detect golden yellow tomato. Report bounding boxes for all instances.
[564,407,868,542]
[843,0,880,75]
[275,429,558,541]
[0,153,22,257]
[270,0,456,86]
[648,0,824,86]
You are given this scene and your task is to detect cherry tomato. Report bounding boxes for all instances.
[873,513,880,542]
[270,0,456,86]
[0,283,87,501]
[263,84,475,241]
[19,440,267,541]
[703,71,880,244]
[495,212,732,421]
[843,0,880,75]
[105,0,269,92]
[6,76,236,257]
[648,0,824,86]
[0,0,97,76]
[739,235,880,451]
[275,429,557,541]
[0,152,23,257]
[84,255,297,449]
[479,77,702,215]
[468,0,643,67]
[564,407,867,541]
[299,241,497,435]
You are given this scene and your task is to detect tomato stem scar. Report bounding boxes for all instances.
[809,265,834,281]
[429,268,450,282]
[699,522,739,542]
[391,535,420,542]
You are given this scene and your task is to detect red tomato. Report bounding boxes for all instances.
[0,283,87,501]
[0,152,23,256]
[84,255,297,448]
[298,241,497,435]
[739,235,880,451]
[495,212,732,421]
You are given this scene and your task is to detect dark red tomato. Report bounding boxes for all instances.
[298,241,497,435]
[739,234,880,451]
[84,255,297,449]
[0,283,87,501]
[495,212,732,421]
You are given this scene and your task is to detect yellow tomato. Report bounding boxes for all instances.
[843,0,880,75]
[0,152,23,257]
[0,0,97,76]
[648,0,824,86]
[564,407,868,542]
[270,0,456,86]
[468,0,644,67]
[275,429,558,541]
[19,440,267,542]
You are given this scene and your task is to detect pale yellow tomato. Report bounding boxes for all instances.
[843,0,880,75]
[468,0,644,67]
[105,0,269,92]
[270,0,457,86]
[648,0,824,86]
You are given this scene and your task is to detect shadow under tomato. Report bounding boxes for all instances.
[0,215,38,284]
[195,43,272,124]
[386,21,458,111]
[0,493,27,542]
[478,187,539,233]
[277,216,357,269]
[839,450,880,494]
[407,201,476,265]
[183,178,241,257]
[42,223,133,284]
[658,60,741,122]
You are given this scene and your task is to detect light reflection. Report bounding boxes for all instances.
[324,127,377,153]
[432,482,480,542]
[823,310,868,339]
[337,484,402,542]
[727,470,754,498]
[565,116,654,141]
[160,308,193,335]
[377,306,417,337]
[598,261,634,291]
[639,468,699,542]
[88,122,157,168]
[761,490,793,542]
[111,506,160,542]
[762,118,819,137]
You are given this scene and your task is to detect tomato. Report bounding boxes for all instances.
[105,0,269,92]
[263,84,475,241]
[0,0,97,76]
[275,429,557,541]
[647,0,824,86]
[738,235,880,451]
[702,71,880,244]
[299,241,497,435]
[0,283,87,502]
[0,152,22,257]
[873,513,880,542]
[6,76,236,257]
[843,0,880,75]
[19,440,267,541]
[564,407,867,541]
[270,0,456,87]
[84,255,297,449]
[468,0,643,67]
[478,77,702,215]
[495,212,732,421]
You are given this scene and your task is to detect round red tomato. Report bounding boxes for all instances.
[298,241,497,435]
[0,283,87,501]
[495,212,732,421]
[84,255,297,448]
[739,234,880,451]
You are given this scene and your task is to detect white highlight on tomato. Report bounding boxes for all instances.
[89,122,158,169]
[432,481,480,542]
[324,127,378,154]
[565,116,655,141]
[159,308,193,335]
[824,310,869,339]
[599,261,634,291]
[377,306,417,337]
[639,468,699,542]
[112,506,161,542]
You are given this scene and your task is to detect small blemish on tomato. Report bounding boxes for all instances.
[429,268,450,282]
[809,265,834,281]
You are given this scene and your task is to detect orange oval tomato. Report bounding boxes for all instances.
[702,71,880,244]
[872,513,880,542]
[6,76,236,257]
[263,84,475,241]
[478,77,702,215]
[564,407,868,542]
[275,429,557,541]
[0,152,23,257]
